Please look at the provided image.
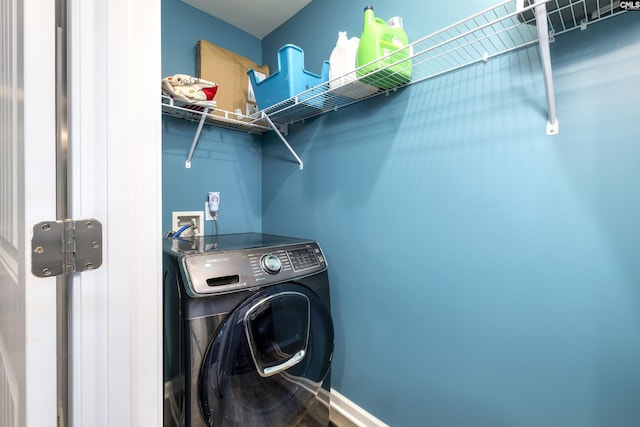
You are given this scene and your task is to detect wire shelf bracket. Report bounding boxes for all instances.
[185,106,209,168]
[522,0,559,135]
[262,113,304,170]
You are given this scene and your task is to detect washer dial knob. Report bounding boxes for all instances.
[261,254,282,274]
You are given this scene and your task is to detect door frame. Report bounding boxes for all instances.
[67,0,162,425]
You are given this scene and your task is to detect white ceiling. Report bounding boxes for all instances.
[182,0,312,39]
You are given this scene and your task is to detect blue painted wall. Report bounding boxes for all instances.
[162,0,264,235]
[162,0,640,425]
[261,2,640,426]
[162,0,262,76]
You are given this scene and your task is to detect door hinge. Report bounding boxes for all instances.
[31,218,103,277]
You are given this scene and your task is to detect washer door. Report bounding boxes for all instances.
[199,283,334,427]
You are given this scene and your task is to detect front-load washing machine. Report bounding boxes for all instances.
[163,233,334,427]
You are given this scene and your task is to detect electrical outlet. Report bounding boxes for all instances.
[172,211,204,237]
[205,192,220,221]
[205,202,214,221]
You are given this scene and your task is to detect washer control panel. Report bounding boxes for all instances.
[182,241,327,296]
[287,247,323,271]
[249,244,325,282]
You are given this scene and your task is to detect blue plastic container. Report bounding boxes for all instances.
[248,44,330,110]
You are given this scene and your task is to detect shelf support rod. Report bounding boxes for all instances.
[263,113,304,170]
[534,0,559,135]
[185,107,209,168]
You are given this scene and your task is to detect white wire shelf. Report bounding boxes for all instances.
[162,0,628,168]
[524,0,628,37]
[263,0,541,125]
[261,0,626,127]
[161,95,272,134]
[162,94,298,168]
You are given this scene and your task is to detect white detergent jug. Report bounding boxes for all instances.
[329,31,379,99]
[329,32,356,88]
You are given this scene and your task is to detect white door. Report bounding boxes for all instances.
[1,1,58,425]
[0,0,162,426]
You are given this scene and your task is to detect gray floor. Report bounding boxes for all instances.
[329,408,359,427]
[163,383,358,426]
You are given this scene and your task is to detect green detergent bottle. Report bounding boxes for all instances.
[356,5,412,89]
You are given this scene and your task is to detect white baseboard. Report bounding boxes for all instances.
[330,388,389,427]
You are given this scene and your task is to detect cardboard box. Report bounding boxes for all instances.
[196,39,270,116]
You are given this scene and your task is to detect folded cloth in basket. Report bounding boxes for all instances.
[162,74,218,108]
